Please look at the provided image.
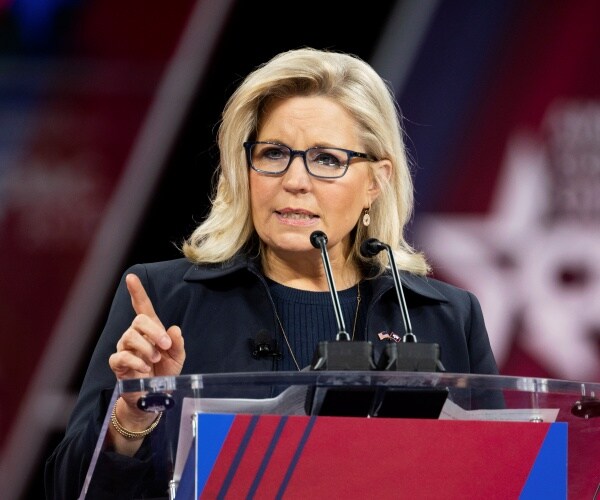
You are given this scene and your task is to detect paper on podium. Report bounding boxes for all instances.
[439,398,559,422]
[172,384,308,483]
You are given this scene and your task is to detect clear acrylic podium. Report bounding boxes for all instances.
[82,371,599,499]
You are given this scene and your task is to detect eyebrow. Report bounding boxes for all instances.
[255,140,355,150]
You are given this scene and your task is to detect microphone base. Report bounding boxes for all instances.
[378,342,445,372]
[310,340,376,371]
[305,340,448,417]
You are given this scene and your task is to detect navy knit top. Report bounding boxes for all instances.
[267,279,368,370]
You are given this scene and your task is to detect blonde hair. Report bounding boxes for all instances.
[183,47,430,275]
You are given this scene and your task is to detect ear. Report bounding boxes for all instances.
[366,159,392,206]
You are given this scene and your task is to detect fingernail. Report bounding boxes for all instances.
[158,336,171,349]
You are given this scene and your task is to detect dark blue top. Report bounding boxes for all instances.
[267,279,370,370]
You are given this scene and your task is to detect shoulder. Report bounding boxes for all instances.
[393,272,481,311]
[406,273,473,298]
[124,258,193,285]
[122,254,259,291]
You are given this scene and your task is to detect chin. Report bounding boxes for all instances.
[269,234,316,253]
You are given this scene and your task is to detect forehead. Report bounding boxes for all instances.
[257,96,360,143]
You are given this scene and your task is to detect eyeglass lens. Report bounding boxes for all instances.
[250,143,348,177]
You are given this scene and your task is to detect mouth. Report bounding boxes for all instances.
[275,209,320,224]
[276,211,318,220]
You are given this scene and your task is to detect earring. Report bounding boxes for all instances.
[362,208,371,227]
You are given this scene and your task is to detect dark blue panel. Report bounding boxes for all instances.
[399,0,520,212]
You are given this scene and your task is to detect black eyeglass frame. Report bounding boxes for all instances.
[243,141,377,179]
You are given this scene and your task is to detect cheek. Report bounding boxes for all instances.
[249,175,275,224]
[324,185,365,224]
[249,175,266,208]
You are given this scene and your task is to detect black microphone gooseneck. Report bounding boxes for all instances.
[305,235,447,417]
[310,230,350,341]
[360,237,445,373]
[360,238,416,342]
[306,231,376,416]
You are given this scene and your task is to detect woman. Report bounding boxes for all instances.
[45,47,498,499]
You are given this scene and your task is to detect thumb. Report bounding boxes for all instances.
[126,273,161,324]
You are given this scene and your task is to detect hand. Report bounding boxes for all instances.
[107,274,184,452]
[109,273,185,381]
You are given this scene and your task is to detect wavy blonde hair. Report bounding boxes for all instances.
[183,47,430,275]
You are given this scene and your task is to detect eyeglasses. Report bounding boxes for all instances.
[243,141,377,179]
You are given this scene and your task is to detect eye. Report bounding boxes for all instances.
[255,144,289,162]
[310,148,345,168]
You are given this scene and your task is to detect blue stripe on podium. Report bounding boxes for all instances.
[520,422,568,500]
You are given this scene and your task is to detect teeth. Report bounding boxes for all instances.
[280,212,314,219]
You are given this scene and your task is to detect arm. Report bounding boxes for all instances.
[465,291,499,375]
[45,266,185,499]
[464,291,506,409]
[107,273,184,456]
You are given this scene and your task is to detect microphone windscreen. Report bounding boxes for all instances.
[249,330,281,359]
[255,329,272,344]
[310,230,327,248]
[360,238,384,257]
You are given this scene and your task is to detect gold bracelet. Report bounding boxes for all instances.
[110,398,163,440]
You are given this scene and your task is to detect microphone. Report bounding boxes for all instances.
[310,230,350,341]
[308,230,376,373]
[306,233,447,417]
[360,237,445,372]
[360,238,415,342]
[306,231,376,416]
[249,330,281,359]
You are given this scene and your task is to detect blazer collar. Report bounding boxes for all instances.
[395,271,448,302]
[183,254,259,281]
[183,254,448,303]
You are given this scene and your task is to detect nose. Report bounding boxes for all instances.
[282,154,311,190]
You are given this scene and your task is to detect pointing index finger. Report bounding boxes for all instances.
[126,273,161,323]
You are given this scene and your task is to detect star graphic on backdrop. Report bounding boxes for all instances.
[415,133,600,381]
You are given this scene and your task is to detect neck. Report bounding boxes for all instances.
[262,248,361,291]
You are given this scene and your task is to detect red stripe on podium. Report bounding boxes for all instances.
[283,417,549,499]
[225,415,284,495]
[252,416,312,498]
[199,415,556,499]
[201,414,313,498]
[200,414,253,498]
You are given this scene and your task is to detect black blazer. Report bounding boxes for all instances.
[45,255,499,499]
